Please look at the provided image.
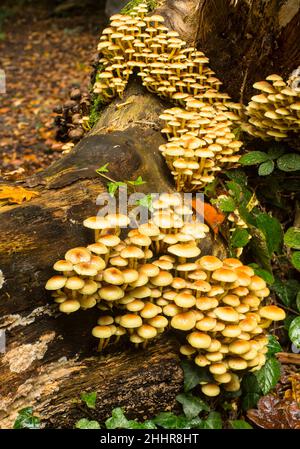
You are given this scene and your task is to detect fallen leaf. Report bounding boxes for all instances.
[192,198,225,234]
[0,185,39,205]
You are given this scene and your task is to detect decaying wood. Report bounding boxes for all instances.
[0,0,299,428]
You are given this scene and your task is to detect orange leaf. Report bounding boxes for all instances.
[192,198,225,235]
[0,185,39,205]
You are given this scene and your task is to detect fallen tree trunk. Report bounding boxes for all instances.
[0,0,299,429]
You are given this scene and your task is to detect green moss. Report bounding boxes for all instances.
[121,0,157,14]
[89,94,106,128]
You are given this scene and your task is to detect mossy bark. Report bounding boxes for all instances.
[0,0,299,428]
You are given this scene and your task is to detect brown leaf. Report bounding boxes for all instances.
[0,185,39,205]
[247,394,300,429]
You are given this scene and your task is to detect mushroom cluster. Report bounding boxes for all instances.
[46,193,285,396]
[243,75,300,140]
[93,3,244,190]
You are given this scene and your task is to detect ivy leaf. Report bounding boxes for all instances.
[126,420,157,429]
[105,408,130,429]
[230,228,250,248]
[249,226,272,271]
[289,317,300,348]
[217,196,236,213]
[176,392,210,419]
[107,181,126,197]
[248,263,274,284]
[258,160,274,176]
[291,251,300,271]
[96,163,109,173]
[271,278,300,306]
[239,151,269,166]
[267,335,282,356]
[201,412,222,429]
[255,357,281,395]
[181,360,212,392]
[230,420,253,429]
[241,374,262,410]
[152,412,198,429]
[13,407,41,429]
[75,418,100,429]
[135,194,154,211]
[277,153,300,172]
[127,175,146,186]
[81,392,97,409]
[255,213,283,255]
[284,227,300,250]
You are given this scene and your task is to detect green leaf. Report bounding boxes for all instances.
[217,196,236,213]
[176,392,210,419]
[230,420,253,429]
[271,278,300,306]
[126,420,157,429]
[239,151,269,166]
[107,181,126,197]
[284,227,300,250]
[258,160,274,176]
[289,316,300,348]
[291,251,300,271]
[152,412,198,429]
[96,163,109,173]
[127,175,146,186]
[267,145,285,160]
[105,408,130,429]
[267,335,282,356]
[241,374,262,410]
[75,418,100,429]
[249,226,272,271]
[225,169,248,186]
[230,228,250,248]
[13,407,41,429]
[277,153,300,172]
[81,391,97,409]
[256,213,283,255]
[201,412,222,429]
[255,357,281,395]
[135,194,154,211]
[181,360,212,392]
[249,263,274,284]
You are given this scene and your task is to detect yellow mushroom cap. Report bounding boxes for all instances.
[59,299,81,314]
[92,325,113,339]
[103,267,124,285]
[174,292,196,308]
[187,331,211,349]
[229,340,251,355]
[65,247,91,264]
[46,275,67,290]
[137,324,157,339]
[53,260,73,272]
[215,307,239,322]
[151,270,173,286]
[259,305,286,321]
[201,383,220,397]
[99,286,124,301]
[120,314,143,329]
[228,357,248,370]
[171,311,196,330]
[65,276,85,290]
[212,268,238,283]
[198,255,223,271]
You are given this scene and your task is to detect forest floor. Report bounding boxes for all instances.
[0,2,106,180]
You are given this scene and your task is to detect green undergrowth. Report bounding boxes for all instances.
[121,0,158,14]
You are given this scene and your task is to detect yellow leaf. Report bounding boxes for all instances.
[0,185,39,205]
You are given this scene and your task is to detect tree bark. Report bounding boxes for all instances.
[0,0,299,429]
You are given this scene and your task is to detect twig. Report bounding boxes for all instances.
[276,352,300,365]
